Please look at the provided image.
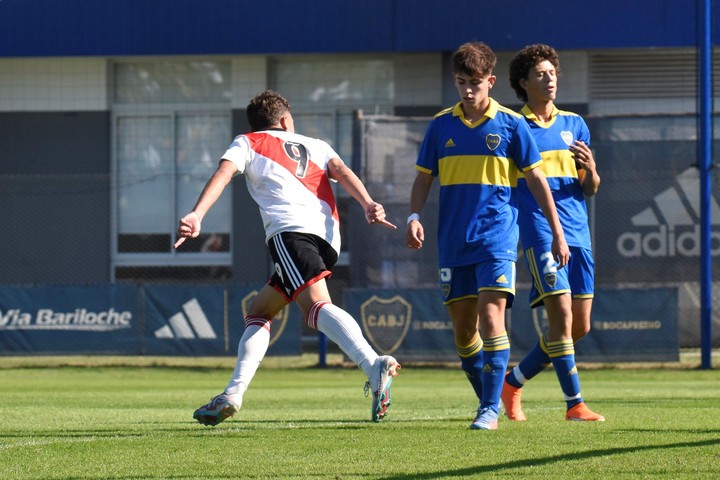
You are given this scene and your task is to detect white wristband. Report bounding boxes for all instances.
[407,213,420,224]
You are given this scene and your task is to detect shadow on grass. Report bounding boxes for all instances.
[377,437,720,479]
[0,418,397,441]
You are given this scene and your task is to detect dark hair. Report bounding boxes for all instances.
[509,44,561,102]
[452,41,497,78]
[246,90,291,131]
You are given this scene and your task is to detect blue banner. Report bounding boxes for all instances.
[508,287,679,362]
[345,287,679,363]
[345,288,454,362]
[1,284,675,361]
[0,285,139,354]
[144,285,301,356]
[228,287,300,356]
[0,284,301,356]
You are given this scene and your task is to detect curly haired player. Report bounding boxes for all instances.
[501,44,604,422]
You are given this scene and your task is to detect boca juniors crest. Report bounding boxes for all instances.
[360,295,412,354]
[485,133,501,151]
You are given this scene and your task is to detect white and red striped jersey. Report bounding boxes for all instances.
[221,129,342,254]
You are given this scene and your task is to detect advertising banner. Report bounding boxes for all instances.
[508,287,679,362]
[229,286,300,356]
[346,287,679,363]
[586,117,720,284]
[345,288,453,361]
[144,285,300,356]
[0,285,139,354]
[0,284,301,356]
[143,285,232,356]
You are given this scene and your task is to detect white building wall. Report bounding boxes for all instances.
[493,50,589,107]
[0,57,108,111]
[394,53,443,107]
[3,50,714,116]
[231,56,267,109]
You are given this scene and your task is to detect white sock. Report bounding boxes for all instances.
[512,365,528,385]
[309,301,378,377]
[224,317,271,396]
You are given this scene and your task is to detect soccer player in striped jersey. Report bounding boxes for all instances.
[176,90,400,426]
[406,42,569,430]
[501,44,604,422]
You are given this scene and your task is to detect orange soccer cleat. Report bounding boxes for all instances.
[500,374,527,421]
[566,402,605,422]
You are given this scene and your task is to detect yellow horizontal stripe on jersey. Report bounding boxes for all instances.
[438,155,518,187]
[519,150,578,179]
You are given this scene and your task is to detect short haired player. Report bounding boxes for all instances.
[176,90,400,426]
[406,42,569,430]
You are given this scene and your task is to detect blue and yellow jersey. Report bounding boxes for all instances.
[416,98,542,267]
[517,104,592,249]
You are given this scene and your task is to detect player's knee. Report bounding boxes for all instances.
[453,330,478,347]
[572,323,591,342]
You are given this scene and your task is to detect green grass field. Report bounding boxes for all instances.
[1,358,719,479]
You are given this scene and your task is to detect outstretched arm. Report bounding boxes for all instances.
[327,157,396,230]
[174,160,238,248]
[523,167,570,267]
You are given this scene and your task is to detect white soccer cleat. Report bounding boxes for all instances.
[364,355,400,422]
[470,406,499,430]
[193,393,242,426]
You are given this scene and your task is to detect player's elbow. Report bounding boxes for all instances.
[583,180,600,197]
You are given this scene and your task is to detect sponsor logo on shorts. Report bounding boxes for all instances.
[440,267,452,299]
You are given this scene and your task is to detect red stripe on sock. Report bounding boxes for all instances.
[244,316,272,331]
[307,301,330,329]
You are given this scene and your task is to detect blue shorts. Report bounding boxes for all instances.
[439,260,516,307]
[525,244,594,308]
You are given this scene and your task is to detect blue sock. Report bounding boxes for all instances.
[481,332,510,413]
[460,351,484,400]
[457,336,484,401]
[507,336,551,388]
[546,338,583,409]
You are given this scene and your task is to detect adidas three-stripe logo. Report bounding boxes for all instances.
[154,298,217,339]
[616,167,720,257]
